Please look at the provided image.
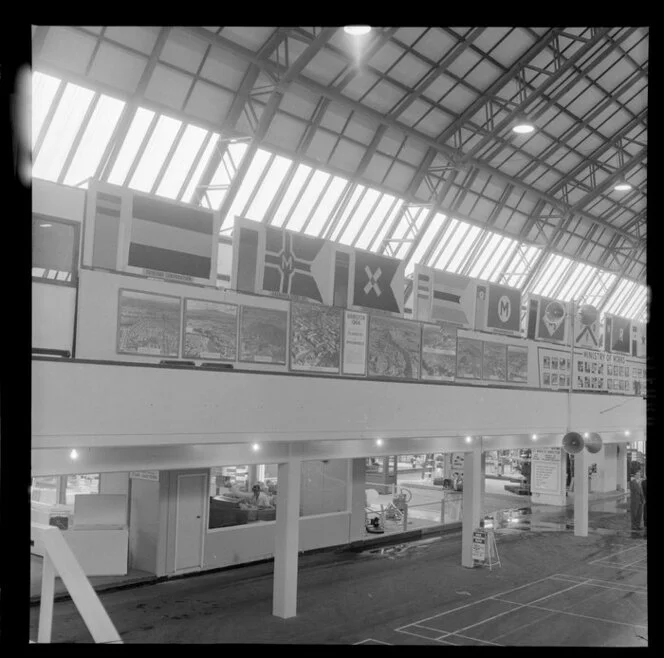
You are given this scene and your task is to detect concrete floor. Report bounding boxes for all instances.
[30,496,646,645]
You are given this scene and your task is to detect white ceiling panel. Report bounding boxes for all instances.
[362,80,404,114]
[144,64,192,111]
[383,161,416,193]
[363,153,393,185]
[160,28,208,74]
[319,101,352,133]
[388,53,432,87]
[200,47,247,90]
[328,138,365,172]
[184,80,234,124]
[302,50,348,86]
[369,41,404,73]
[39,26,97,76]
[393,27,427,47]
[306,128,339,164]
[89,42,146,94]
[105,26,161,55]
[221,26,275,52]
[280,83,322,120]
[344,114,380,145]
[411,28,457,61]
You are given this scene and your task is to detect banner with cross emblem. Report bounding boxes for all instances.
[350,250,405,315]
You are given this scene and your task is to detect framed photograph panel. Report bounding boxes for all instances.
[239,305,288,365]
[290,301,342,373]
[183,298,238,361]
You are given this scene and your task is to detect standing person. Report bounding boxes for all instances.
[629,471,644,532]
[641,476,647,538]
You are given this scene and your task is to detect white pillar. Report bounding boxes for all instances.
[273,460,301,619]
[461,444,482,568]
[480,450,487,502]
[349,458,368,541]
[574,449,589,537]
[616,443,628,492]
[599,444,618,492]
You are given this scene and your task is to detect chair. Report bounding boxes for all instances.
[365,489,386,531]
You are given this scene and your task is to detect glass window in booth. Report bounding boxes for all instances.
[31,476,60,505]
[208,464,278,529]
[65,474,99,505]
[32,216,79,283]
[300,460,348,517]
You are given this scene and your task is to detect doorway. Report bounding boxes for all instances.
[174,473,206,573]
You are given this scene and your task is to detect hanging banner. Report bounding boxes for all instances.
[527,294,570,344]
[574,304,602,349]
[631,320,647,358]
[413,264,475,328]
[484,283,522,335]
[350,250,405,316]
[231,218,336,306]
[604,313,632,355]
[342,310,368,376]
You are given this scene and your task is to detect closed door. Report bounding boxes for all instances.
[175,474,206,572]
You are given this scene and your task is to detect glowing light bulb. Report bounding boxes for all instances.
[376,438,384,447]
[69,449,79,460]
[251,443,260,452]
[512,122,535,134]
[344,25,372,36]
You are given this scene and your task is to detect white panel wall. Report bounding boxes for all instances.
[203,512,351,570]
[32,282,76,353]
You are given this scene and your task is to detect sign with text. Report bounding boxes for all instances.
[130,471,159,481]
[472,529,487,562]
[531,447,562,495]
[342,310,368,376]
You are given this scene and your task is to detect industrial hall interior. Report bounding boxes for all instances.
[26,25,648,646]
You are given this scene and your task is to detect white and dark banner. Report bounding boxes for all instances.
[350,250,405,316]
[475,282,522,335]
[526,294,570,345]
[412,264,475,328]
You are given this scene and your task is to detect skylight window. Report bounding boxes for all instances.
[481,237,518,282]
[156,124,208,199]
[446,224,483,274]
[329,185,365,241]
[32,83,95,182]
[467,233,503,279]
[304,176,348,237]
[338,188,380,245]
[62,94,125,188]
[582,270,616,308]
[405,212,446,276]
[285,170,331,233]
[129,115,182,193]
[222,149,272,229]
[502,244,541,289]
[107,108,155,185]
[180,133,220,204]
[430,219,461,269]
[204,143,249,211]
[32,72,61,149]
[271,165,313,228]
[245,155,292,222]
[370,199,404,254]
[354,194,397,250]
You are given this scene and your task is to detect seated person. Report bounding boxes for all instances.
[235,483,274,509]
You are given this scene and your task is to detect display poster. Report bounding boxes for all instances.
[342,310,368,376]
[631,321,647,358]
[531,447,562,493]
[183,299,238,361]
[606,352,631,395]
[456,337,482,379]
[604,313,632,354]
[538,346,571,389]
[627,358,647,396]
[117,289,181,357]
[506,344,528,383]
[472,530,487,562]
[289,301,342,373]
[451,453,465,478]
[367,315,421,379]
[574,304,602,350]
[482,341,507,381]
[130,471,159,481]
[573,349,608,392]
[421,322,457,381]
[526,294,569,344]
[239,305,288,364]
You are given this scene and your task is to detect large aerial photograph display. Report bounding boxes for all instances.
[290,302,342,373]
[183,299,238,360]
[117,289,181,356]
[368,315,421,379]
[421,322,457,381]
[239,306,288,364]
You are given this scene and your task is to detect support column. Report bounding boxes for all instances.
[597,444,617,492]
[480,451,487,502]
[349,458,368,541]
[574,449,589,537]
[616,443,628,492]
[273,460,301,619]
[461,444,482,568]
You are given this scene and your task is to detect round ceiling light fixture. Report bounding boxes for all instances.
[613,180,633,192]
[344,25,372,36]
[251,443,261,452]
[512,119,535,134]
[375,438,384,447]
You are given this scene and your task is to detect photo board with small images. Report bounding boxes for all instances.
[626,359,647,396]
[573,349,607,392]
[605,353,632,395]
[538,347,572,390]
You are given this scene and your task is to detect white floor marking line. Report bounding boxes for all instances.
[527,581,589,605]
[592,543,647,561]
[554,574,647,590]
[396,627,448,643]
[526,604,648,629]
[589,563,647,573]
[353,638,392,645]
[451,633,503,646]
[622,555,648,568]
[447,602,529,637]
[582,581,648,594]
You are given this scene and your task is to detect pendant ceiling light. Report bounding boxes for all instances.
[613,180,633,192]
[512,119,535,134]
[511,72,536,135]
[613,138,633,192]
[344,25,372,36]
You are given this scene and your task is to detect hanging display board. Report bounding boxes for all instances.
[412,265,475,328]
[482,341,507,381]
[456,337,483,379]
[475,282,522,335]
[631,320,647,358]
[367,315,421,379]
[526,294,570,345]
[573,349,607,392]
[626,358,647,396]
[289,301,342,373]
[182,299,238,361]
[350,250,405,316]
[506,344,529,383]
[117,289,181,357]
[604,313,632,354]
[238,305,288,364]
[538,346,572,389]
[342,310,368,376]
[574,304,603,350]
[605,352,631,395]
[420,322,457,381]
